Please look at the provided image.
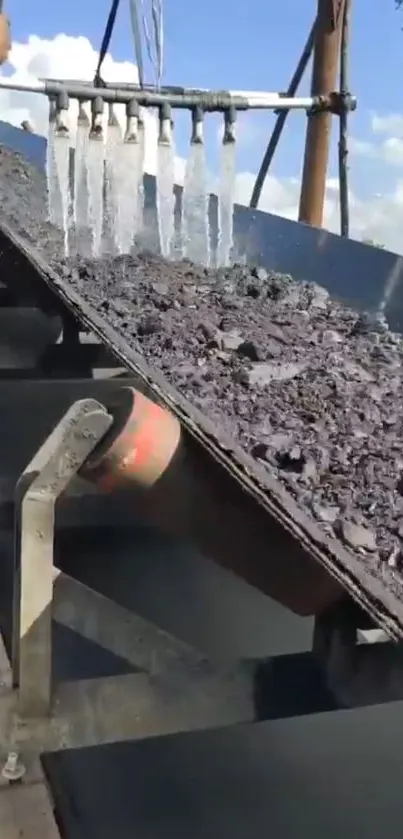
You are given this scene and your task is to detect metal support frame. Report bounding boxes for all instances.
[12,398,113,716]
[312,603,403,709]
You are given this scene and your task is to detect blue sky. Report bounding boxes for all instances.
[7,1,403,201]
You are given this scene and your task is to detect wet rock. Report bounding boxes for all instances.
[220,331,244,351]
[247,362,307,387]
[322,329,343,346]
[307,284,329,309]
[338,519,377,552]
[277,445,305,474]
[302,457,318,482]
[251,266,268,283]
[151,281,169,296]
[137,314,162,336]
[246,283,261,299]
[266,433,292,452]
[311,503,340,524]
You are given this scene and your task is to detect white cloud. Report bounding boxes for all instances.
[371,112,403,138]
[2,34,403,253]
[351,133,403,167]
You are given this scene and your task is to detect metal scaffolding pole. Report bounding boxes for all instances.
[298,0,346,227]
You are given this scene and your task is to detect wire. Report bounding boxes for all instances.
[151,0,164,88]
[141,0,155,70]
[338,0,350,238]
[129,0,145,87]
[94,0,121,86]
[94,0,164,91]
[141,0,164,88]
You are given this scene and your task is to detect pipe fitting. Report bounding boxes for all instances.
[223,106,236,144]
[124,98,139,142]
[55,90,70,135]
[90,95,104,139]
[158,102,172,145]
[190,105,204,145]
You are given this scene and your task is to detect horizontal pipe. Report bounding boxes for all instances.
[0,77,356,112]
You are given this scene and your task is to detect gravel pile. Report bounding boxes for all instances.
[2,143,403,576]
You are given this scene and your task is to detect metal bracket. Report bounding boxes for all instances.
[12,398,113,717]
[307,91,356,116]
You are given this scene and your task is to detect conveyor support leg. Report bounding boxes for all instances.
[12,398,113,717]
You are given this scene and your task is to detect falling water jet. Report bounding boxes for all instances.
[113,98,142,255]
[181,105,210,266]
[47,91,71,255]
[137,111,145,241]
[46,97,59,226]
[87,95,105,258]
[73,101,90,256]
[156,102,175,258]
[217,106,236,268]
[103,103,122,254]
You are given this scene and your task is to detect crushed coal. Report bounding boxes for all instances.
[2,144,403,578]
[60,252,403,574]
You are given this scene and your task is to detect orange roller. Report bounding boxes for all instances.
[81,387,181,492]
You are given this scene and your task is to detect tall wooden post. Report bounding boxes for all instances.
[298,0,345,227]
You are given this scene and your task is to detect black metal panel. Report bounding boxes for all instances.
[43,703,403,839]
[149,173,403,333]
[234,205,403,331]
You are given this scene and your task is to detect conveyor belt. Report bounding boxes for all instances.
[2,218,403,640]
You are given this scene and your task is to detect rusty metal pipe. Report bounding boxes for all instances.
[81,388,343,617]
[298,0,346,227]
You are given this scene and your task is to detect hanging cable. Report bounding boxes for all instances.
[141,0,155,72]
[129,0,145,87]
[151,0,164,88]
[94,0,121,86]
[141,0,164,88]
[94,0,164,91]
[338,0,350,238]
[250,17,316,209]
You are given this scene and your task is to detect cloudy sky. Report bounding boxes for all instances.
[1,1,403,252]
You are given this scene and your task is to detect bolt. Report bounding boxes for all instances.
[2,751,25,782]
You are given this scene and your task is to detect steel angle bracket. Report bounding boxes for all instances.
[12,398,113,718]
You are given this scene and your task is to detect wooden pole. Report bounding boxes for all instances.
[298,0,345,227]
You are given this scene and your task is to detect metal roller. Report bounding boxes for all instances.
[82,387,181,492]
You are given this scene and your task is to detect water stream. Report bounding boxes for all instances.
[181,142,210,266]
[156,140,175,258]
[87,136,105,258]
[217,140,236,268]
[47,125,70,254]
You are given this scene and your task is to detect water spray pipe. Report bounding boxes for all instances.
[0,76,356,113]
